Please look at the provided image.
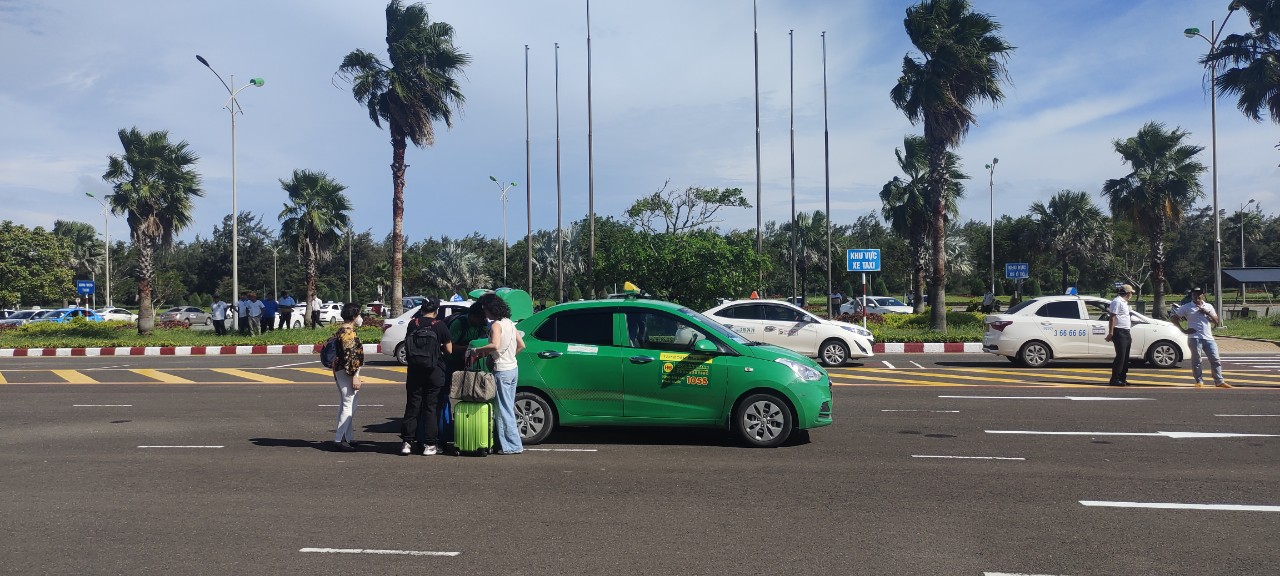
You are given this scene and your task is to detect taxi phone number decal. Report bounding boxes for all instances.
[1053,329,1087,337]
[659,352,713,387]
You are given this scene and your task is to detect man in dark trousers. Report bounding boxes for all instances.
[398,299,453,456]
[1104,284,1135,386]
[277,291,295,329]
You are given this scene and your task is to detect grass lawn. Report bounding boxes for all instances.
[0,321,385,349]
[1216,316,1280,341]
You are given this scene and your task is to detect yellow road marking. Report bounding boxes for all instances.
[210,368,293,384]
[129,369,195,384]
[52,370,98,384]
[0,371,6,384]
[853,367,1030,385]
[294,367,398,384]
[829,372,977,387]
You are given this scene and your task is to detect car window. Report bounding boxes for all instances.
[1086,301,1111,321]
[1035,301,1083,320]
[1006,300,1035,314]
[533,310,614,346]
[877,297,907,307]
[681,308,750,345]
[625,310,723,352]
[763,304,804,322]
[718,304,759,320]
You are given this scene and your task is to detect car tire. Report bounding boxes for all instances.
[514,391,555,445]
[733,393,793,448]
[1146,340,1180,369]
[1017,341,1052,368]
[393,343,407,366]
[818,339,850,367]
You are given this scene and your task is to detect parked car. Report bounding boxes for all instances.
[507,297,833,447]
[0,309,48,326]
[95,307,138,323]
[29,308,104,323]
[839,296,913,315]
[703,299,875,367]
[380,300,474,364]
[982,295,1190,368]
[158,306,211,326]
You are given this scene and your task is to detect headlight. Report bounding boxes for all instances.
[775,358,824,382]
[841,324,872,338]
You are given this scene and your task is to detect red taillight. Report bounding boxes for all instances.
[988,320,1012,332]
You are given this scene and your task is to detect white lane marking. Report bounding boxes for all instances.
[912,455,1024,461]
[985,572,1066,575]
[273,361,318,368]
[138,445,225,448]
[74,404,133,407]
[318,404,385,407]
[1249,365,1280,368]
[1215,414,1280,417]
[300,547,460,557]
[1080,501,1280,512]
[85,364,130,370]
[987,430,1280,439]
[910,361,924,368]
[524,448,598,452]
[882,409,960,413]
[881,361,896,369]
[940,395,1152,401]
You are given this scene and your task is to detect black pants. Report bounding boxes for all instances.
[213,318,227,336]
[278,311,291,329]
[262,314,274,332]
[400,364,446,446]
[238,313,250,335]
[311,310,321,328]
[1110,328,1132,384]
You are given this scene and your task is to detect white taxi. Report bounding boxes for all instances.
[704,299,874,366]
[982,295,1189,368]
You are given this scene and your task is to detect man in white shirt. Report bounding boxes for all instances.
[210,295,228,336]
[246,292,264,336]
[311,295,323,328]
[1104,284,1134,386]
[1172,287,1229,388]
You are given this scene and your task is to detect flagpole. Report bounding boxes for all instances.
[524,44,532,296]
[789,29,797,305]
[823,32,832,317]
[586,0,596,298]
[753,0,763,292]
[555,42,564,304]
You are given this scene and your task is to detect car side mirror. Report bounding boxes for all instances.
[693,339,718,353]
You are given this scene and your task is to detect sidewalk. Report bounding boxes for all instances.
[1215,337,1280,354]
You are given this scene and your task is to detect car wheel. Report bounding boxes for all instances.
[733,393,793,448]
[514,391,555,445]
[1146,340,1180,369]
[818,339,850,367]
[393,343,407,366]
[1017,341,1051,368]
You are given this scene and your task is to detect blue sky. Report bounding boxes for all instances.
[1,0,1276,246]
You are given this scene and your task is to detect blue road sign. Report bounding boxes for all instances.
[846,249,881,272]
[76,279,95,295]
[1005,263,1029,279]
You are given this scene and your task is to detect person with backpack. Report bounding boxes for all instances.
[327,302,365,452]
[399,298,452,456]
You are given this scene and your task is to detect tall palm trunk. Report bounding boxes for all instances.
[1149,213,1168,319]
[912,237,927,314]
[389,126,408,318]
[1060,254,1070,295]
[926,139,949,331]
[305,238,319,328]
[136,242,155,335]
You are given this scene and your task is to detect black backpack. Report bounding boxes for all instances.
[404,318,441,369]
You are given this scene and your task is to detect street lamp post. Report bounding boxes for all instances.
[347,227,353,303]
[266,243,282,304]
[1185,8,1238,324]
[85,192,111,307]
[197,54,263,331]
[490,176,517,286]
[985,158,998,296]
[1239,198,1255,305]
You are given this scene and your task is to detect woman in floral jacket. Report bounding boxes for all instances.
[331,302,364,451]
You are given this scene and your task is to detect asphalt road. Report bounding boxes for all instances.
[2,353,1279,575]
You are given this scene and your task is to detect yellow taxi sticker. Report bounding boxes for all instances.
[658,352,712,387]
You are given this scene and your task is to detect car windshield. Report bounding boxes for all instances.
[34,310,58,318]
[11,311,37,319]
[876,297,907,307]
[680,308,751,345]
[1005,300,1036,314]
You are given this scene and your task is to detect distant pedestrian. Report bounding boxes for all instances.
[210,295,229,336]
[472,293,526,455]
[247,292,264,336]
[1172,287,1230,389]
[237,295,250,336]
[330,302,364,452]
[278,291,296,329]
[311,294,323,328]
[1104,284,1135,386]
[262,294,278,333]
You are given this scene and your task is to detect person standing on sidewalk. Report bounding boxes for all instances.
[1172,287,1230,388]
[311,294,323,328]
[1104,284,1135,386]
[210,295,229,336]
[247,292,264,336]
[278,291,296,329]
[262,293,278,333]
[236,294,251,335]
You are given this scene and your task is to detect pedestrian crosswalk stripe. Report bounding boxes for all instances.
[295,366,399,384]
[853,367,1030,384]
[130,369,195,383]
[210,368,292,384]
[52,369,97,384]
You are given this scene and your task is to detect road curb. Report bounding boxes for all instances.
[873,342,983,354]
[0,343,383,357]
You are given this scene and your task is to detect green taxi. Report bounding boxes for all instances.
[510,298,833,447]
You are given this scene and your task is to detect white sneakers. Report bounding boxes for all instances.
[424,445,439,456]
[400,442,413,455]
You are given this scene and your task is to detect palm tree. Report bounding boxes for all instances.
[1201,0,1280,142]
[102,127,203,335]
[278,170,352,327]
[424,238,491,296]
[891,0,1013,331]
[53,220,104,282]
[1102,121,1206,318]
[1028,190,1112,295]
[880,135,966,312]
[336,0,470,319]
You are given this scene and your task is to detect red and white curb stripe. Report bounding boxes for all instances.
[0,342,984,357]
[0,343,384,357]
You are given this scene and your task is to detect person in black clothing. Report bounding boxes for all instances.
[398,299,453,456]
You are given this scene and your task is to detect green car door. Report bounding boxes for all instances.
[523,307,625,418]
[620,309,729,421]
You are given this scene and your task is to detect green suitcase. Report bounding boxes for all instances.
[453,401,493,456]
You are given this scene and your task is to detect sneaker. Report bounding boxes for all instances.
[1216,382,1233,389]
[400,442,413,455]
[337,441,356,452]
[1194,381,1205,388]
[424,445,439,456]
